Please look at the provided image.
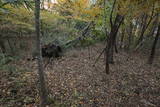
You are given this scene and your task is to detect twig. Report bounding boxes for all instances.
[43,58,53,70]
[64,21,94,47]
[93,46,107,66]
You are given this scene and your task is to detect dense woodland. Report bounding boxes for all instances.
[0,0,160,106]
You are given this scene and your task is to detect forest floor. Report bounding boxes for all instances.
[0,43,160,107]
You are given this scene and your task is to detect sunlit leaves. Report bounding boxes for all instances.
[116,0,160,17]
[0,0,33,10]
[56,0,101,21]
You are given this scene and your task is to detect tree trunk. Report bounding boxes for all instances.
[147,14,159,38]
[115,39,118,53]
[35,0,48,106]
[148,23,160,64]
[120,28,125,49]
[108,42,114,64]
[127,22,133,51]
[132,18,139,46]
[105,14,124,74]
[103,0,107,34]
[41,0,45,9]
[109,15,124,63]
[136,8,154,47]
[7,39,15,55]
[48,0,50,9]
[136,15,148,46]
[0,38,6,53]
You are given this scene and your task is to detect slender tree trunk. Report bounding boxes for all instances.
[136,15,148,46]
[127,22,133,51]
[120,28,125,49]
[136,6,155,47]
[48,0,50,9]
[35,0,48,106]
[7,39,15,55]
[109,15,124,63]
[103,0,107,34]
[41,0,45,9]
[148,23,160,64]
[147,14,159,38]
[115,39,118,53]
[105,14,124,74]
[132,18,139,46]
[108,41,114,63]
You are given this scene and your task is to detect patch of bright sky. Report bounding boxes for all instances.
[51,0,57,3]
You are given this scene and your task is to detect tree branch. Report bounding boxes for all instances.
[145,3,155,30]
[110,0,116,27]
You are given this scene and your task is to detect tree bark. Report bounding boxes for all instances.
[35,0,48,106]
[136,14,148,46]
[136,5,155,47]
[103,0,107,32]
[148,23,160,64]
[41,0,45,9]
[147,14,159,38]
[127,22,133,51]
[105,14,124,74]
[115,39,118,53]
[120,28,125,49]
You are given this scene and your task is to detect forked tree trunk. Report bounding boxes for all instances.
[148,23,160,64]
[105,14,124,74]
[35,0,48,106]
[136,5,155,47]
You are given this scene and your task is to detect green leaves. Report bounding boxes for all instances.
[3,0,33,9]
[0,53,13,67]
[0,0,33,13]
[0,7,8,13]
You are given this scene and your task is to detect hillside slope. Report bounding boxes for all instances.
[0,43,160,106]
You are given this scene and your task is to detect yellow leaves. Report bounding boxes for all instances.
[41,10,60,22]
[74,0,90,8]
[154,0,160,13]
[116,0,160,18]
[67,0,90,16]
[2,5,33,24]
[56,0,100,21]
[117,0,131,15]
[0,6,35,33]
[117,0,143,16]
